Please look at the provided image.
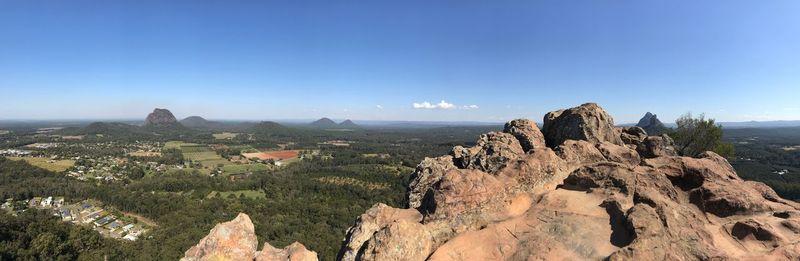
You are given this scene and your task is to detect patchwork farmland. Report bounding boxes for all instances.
[241,150,299,161]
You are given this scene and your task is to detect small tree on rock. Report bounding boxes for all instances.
[669,113,735,158]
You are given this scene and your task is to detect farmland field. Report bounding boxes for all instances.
[213,132,239,139]
[221,163,270,175]
[228,144,259,153]
[183,151,221,161]
[180,144,214,153]
[8,156,75,172]
[241,150,299,160]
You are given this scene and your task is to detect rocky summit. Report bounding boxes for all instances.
[181,213,317,261]
[186,102,800,260]
[144,108,178,126]
[338,102,800,260]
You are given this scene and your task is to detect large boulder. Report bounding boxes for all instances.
[407,156,457,209]
[542,103,624,147]
[338,203,423,261]
[359,220,434,261]
[636,134,677,158]
[618,126,647,147]
[503,119,546,152]
[451,132,524,173]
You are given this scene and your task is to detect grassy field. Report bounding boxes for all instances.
[165,167,212,176]
[161,141,279,175]
[8,157,75,172]
[163,141,193,150]
[207,190,266,199]
[228,144,259,153]
[180,144,214,153]
[213,132,239,139]
[221,163,270,175]
[183,151,221,161]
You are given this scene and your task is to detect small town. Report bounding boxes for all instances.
[1,196,149,241]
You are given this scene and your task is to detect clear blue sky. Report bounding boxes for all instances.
[1,0,799,123]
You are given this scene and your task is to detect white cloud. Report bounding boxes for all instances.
[412,100,470,110]
[462,105,479,110]
[376,105,384,109]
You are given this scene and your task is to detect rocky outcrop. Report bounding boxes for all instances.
[618,126,647,148]
[339,102,800,260]
[256,242,318,261]
[337,203,423,260]
[503,119,546,152]
[637,134,678,158]
[181,213,258,261]
[450,132,524,173]
[144,108,178,126]
[182,213,318,261]
[543,103,624,147]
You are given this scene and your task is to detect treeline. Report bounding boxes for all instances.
[0,152,411,260]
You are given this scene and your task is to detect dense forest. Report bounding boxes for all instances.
[0,125,497,260]
[724,127,800,200]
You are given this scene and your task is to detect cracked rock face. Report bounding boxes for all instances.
[338,102,800,260]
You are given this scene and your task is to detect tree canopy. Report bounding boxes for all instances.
[669,113,735,158]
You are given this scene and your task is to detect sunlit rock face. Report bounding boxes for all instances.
[181,213,318,261]
[337,102,800,261]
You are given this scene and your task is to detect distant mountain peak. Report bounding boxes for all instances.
[145,108,178,126]
[339,119,358,128]
[310,117,338,128]
[182,116,208,122]
[636,112,666,135]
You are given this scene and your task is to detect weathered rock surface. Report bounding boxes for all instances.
[636,134,678,158]
[618,126,647,147]
[543,103,624,147]
[339,102,800,260]
[144,108,178,126]
[182,213,258,261]
[337,203,423,260]
[503,119,546,152]
[256,242,318,261]
[451,132,524,173]
[182,213,318,261]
